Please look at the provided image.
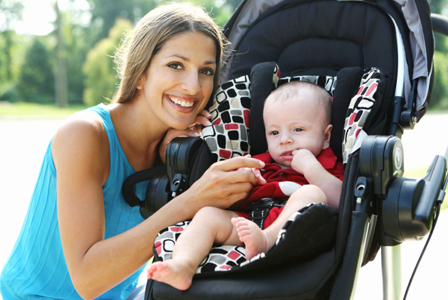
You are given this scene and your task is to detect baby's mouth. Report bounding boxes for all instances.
[281,151,295,159]
[168,95,194,108]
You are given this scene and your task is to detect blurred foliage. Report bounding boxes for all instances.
[16,38,55,103]
[430,41,448,109]
[0,0,448,110]
[0,0,241,106]
[83,18,133,106]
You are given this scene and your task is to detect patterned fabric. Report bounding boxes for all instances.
[279,75,338,96]
[342,68,381,163]
[152,204,316,274]
[202,75,251,162]
[152,66,380,276]
[153,221,247,273]
[202,65,337,163]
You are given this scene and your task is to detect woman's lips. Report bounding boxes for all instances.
[166,94,198,113]
[168,95,195,108]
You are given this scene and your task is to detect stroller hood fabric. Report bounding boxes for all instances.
[222,0,434,119]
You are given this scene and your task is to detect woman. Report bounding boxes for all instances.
[0,3,263,299]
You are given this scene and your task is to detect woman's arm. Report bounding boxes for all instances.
[53,115,263,299]
[291,149,342,209]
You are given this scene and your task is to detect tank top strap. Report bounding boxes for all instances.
[86,104,135,189]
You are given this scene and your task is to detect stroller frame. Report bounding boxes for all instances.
[129,0,448,299]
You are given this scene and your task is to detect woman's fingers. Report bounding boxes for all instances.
[214,156,265,173]
[189,111,212,127]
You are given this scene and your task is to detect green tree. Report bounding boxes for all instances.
[84,0,240,45]
[16,38,55,103]
[86,0,157,43]
[0,0,24,81]
[83,18,133,106]
[55,0,68,108]
[430,47,448,109]
[59,3,96,105]
[430,0,448,53]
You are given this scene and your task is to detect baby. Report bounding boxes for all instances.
[147,81,344,290]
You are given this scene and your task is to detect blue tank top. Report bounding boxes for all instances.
[1,104,146,299]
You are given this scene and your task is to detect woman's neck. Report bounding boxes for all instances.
[109,100,168,171]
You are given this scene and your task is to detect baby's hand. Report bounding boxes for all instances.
[291,149,318,175]
[238,155,266,186]
[250,167,267,186]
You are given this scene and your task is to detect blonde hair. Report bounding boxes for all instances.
[265,81,332,123]
[112,3,227,103]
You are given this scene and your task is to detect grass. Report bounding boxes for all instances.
[0,101,89,117]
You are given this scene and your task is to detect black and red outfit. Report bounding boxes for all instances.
[235,147,344,228]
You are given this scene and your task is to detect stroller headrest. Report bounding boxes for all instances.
[249,62,362,161]
[203,62,384,164]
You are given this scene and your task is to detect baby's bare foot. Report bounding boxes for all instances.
[231,217,269,260]
[146,260,193,290]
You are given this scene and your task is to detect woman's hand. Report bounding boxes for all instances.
[159,110,212,163]
[178,156,266,215]
[237,155,267,186]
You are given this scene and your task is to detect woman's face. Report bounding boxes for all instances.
[137,31,217,130]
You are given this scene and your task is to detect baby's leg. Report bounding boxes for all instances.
[233,185,327,260]
[147,207,241,290]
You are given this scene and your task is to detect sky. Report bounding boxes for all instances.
[14,0,89,36]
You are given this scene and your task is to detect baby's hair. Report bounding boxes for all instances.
[264,81,332,123]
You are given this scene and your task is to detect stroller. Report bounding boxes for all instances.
[123,0,448,299]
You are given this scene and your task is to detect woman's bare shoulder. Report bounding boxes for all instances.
[53,110,107,147]
[52,110,110,178]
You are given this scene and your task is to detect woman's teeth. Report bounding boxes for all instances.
[169,96,194,108]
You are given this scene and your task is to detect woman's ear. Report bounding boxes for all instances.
[136,73,146,90]
[322,124,333,149]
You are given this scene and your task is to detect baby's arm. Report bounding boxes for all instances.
[291,149,342,209]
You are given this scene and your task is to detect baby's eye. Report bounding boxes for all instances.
[271,130,279,136]
[294,128,303,132]
[168,63,183,70]
[200,68,215,76]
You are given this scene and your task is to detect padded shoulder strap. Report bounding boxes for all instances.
[342,67,383,164]
[249,61,280,156]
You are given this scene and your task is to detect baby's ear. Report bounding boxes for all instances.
[322,124,333,149]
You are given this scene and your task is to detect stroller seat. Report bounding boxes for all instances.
[120,0,448,299]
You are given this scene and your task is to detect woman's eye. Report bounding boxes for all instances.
[168,63,183,70]
[200,68,215,76]
[294,128,303,132]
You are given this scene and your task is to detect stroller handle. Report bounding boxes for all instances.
[381,154,447,245]
[431,13,448,36]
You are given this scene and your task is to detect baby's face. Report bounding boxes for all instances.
[264,91,331,167]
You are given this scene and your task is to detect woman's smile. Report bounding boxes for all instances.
[167,94,196,109]
[138,31,217,130]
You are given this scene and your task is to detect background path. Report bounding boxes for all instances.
[0,113,446,299]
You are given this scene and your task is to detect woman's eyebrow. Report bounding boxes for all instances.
[166,54,216,65]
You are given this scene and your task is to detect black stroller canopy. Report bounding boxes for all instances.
[223,0,434,121]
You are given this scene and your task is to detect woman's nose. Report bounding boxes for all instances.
[181,70,201,95]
